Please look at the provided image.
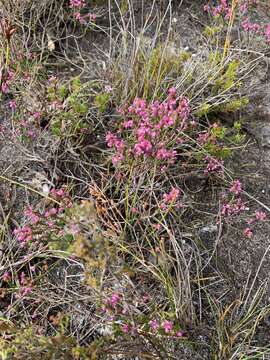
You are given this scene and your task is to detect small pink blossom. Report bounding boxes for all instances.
[204,156,224,175]
[221,198,247,217]
[2,271,11,282]
[176,331,184,337]
[8,100,17,110]
[121,323,130,333]
[105,85,113,93]
[89,13,97,22]
[243,227,253,238]
[255,210,266,221]
[69,0,85,8]
[134,139,153,156]
[229,179,242,195]
[123,120,134,129]
[163,187,180,204]
[108,293,121,308]
[1,82,9,93]
[149,319,159,332]
[242,18,261,33]
[265,24,270,43]
[162,320,173,333]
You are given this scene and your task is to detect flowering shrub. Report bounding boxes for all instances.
[106,88,242,178]
[204,0,270,44]
[14,187,73,249]
[69,0,96,25]
[100,291,186,339]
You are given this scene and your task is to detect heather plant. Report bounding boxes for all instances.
[0,0,270,359]
[204,0,270,46]
[46,76,92,137]
[13,187,74,250]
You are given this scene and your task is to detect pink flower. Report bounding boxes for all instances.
[69,0,85,8]
[123,119,133,129]
[89,13,97,22]
[134,139,153,156]
[162,320,173,333]
[243,227,253,238]
[106,132,117,148]
[221,198,247,217]
[242,18,261,33]
[2,271,11,282]
[204,156,224,175]
[156,148,176,161]
[168,87,177,97]
[197,131,209,145]
[255,210,266,221]
[14,225,33,244]
[161,187,181,209]
[229,179,242,195]
[164,187,180,203]
[24,207,40,224]
[1,82,9,93]
[74,12,83,22]
[178,97,190,121]
[176,331,184,337]
[121,324,130,333]
[149,319,159,332]
[109,293,121,308]
[112,153,124,165]
[156,115,174,129]
[105,85,113,93]
[265,24,270,43]
[8,100,17,110]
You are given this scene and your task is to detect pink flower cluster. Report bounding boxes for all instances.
[14,187,72,246]
[242,18,261,33]
[69,0,96,25]
[243,210,267,238]
[160,187,182,210]
[8,100,17,111]
[204,0,259,19]
[265,24,270,43]
[106,88,191,166]
[221,198,247,217]
[14,226,33,246]
[204,1,270,43]
[101,291,186,338]
[221,180,246,216]
[204,0,232,19]
[106,132,125,165]
[73,12,96,24]
[69,0,85,8]
[105,293,121,309]
[229,179,242,195]
[221,179,267,239]
[16,271,33,298]
[204,156,224,176]
[149,319,184,337]
[1,70,15,94]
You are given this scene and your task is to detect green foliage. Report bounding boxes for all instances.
[47,77,90,137]
[0,318,92,360]
[94,93,110,113]
[214,59,240,92]
[203,25,222,37]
